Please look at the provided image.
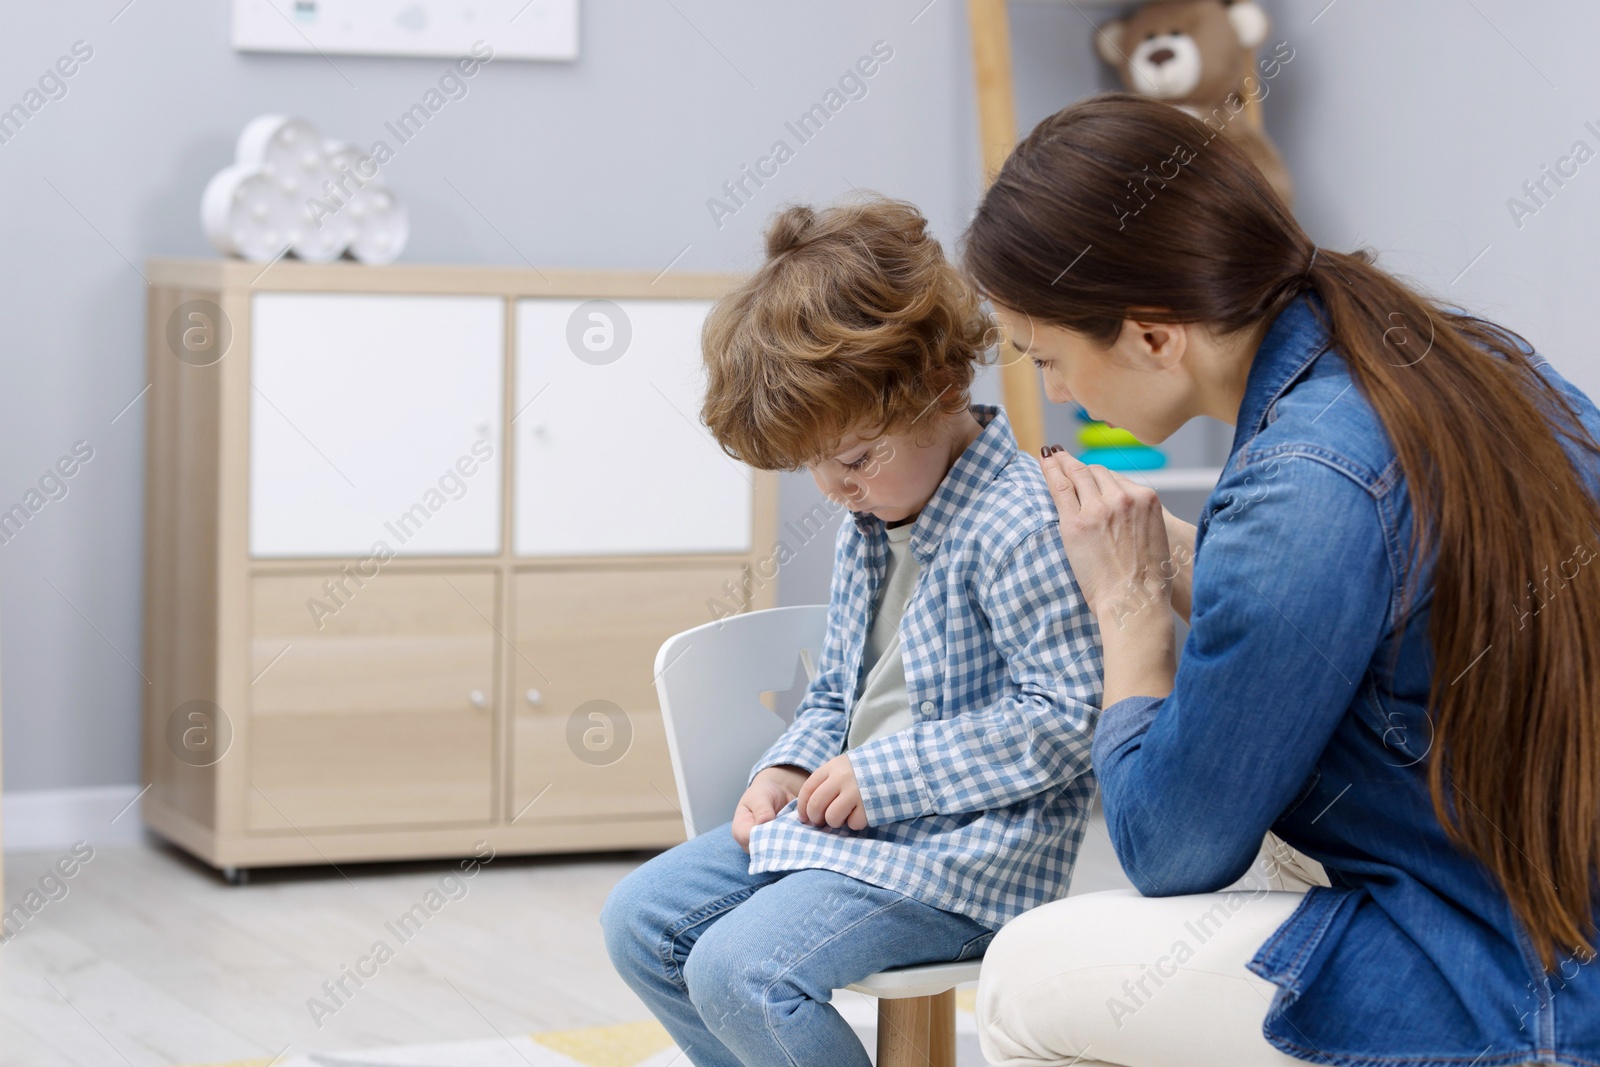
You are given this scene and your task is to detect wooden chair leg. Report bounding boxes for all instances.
[877,994,933,1067]
[929,988,957,1066]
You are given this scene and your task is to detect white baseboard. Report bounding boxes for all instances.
[2,785,149,854]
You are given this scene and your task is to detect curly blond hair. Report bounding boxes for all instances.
[701,195,993,472]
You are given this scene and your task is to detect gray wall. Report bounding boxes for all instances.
[3,0,1598,795]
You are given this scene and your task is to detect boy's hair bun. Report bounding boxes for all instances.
[764,205,819,257]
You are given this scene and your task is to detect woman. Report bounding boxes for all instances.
[962,92,1600,1067]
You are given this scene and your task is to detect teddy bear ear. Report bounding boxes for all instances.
[1226,1,1269,47]
[1094,19,1127,66]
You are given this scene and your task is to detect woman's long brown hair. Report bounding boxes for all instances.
[962,91,1600,971]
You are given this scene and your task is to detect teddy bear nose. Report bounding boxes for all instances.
[1148,47,1177,65]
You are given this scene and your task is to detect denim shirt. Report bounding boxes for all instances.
[1092,291,1600,1066]
[745,403,1105,932]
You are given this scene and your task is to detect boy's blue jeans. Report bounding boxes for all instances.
[600,819,995,1067]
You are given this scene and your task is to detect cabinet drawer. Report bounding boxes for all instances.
[513,298,753,556]
[510,566,746,822]
[249,292,504,558]
[248,570,498,831]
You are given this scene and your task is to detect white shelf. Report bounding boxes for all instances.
[1125,467,1225,492]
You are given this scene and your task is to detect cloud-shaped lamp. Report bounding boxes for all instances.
[201,114,408,265]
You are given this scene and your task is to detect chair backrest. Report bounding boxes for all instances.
[653,605,830,840]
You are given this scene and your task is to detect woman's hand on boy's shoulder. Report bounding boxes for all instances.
[1038,445,1173,622]
[795,754,869,832]
[732,764,809,852]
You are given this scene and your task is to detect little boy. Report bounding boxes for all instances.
[600,195,1105,1067]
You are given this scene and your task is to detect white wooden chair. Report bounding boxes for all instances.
[653,605,980,1067]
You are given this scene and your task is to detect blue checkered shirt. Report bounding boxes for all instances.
[745,403,1104,932]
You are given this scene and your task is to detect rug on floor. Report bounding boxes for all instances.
[179,986,985,1067]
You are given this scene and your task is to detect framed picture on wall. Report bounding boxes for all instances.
[232,0,579,60]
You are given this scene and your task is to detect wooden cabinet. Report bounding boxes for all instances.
[140,260,779,876]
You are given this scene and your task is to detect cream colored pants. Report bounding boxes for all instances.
[977,833,1330,1067]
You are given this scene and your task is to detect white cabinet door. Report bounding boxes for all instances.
[514,298,753,556]
[250,293,504,558]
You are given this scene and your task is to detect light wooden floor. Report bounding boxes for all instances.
[0,816,1135,1067]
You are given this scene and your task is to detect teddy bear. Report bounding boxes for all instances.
[1095,0,1294,207]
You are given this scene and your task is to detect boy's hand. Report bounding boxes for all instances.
[796,754,869,831]
[732,764,808,852]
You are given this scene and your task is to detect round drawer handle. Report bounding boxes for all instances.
[469,690,489,710]
[525,688,544,706]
